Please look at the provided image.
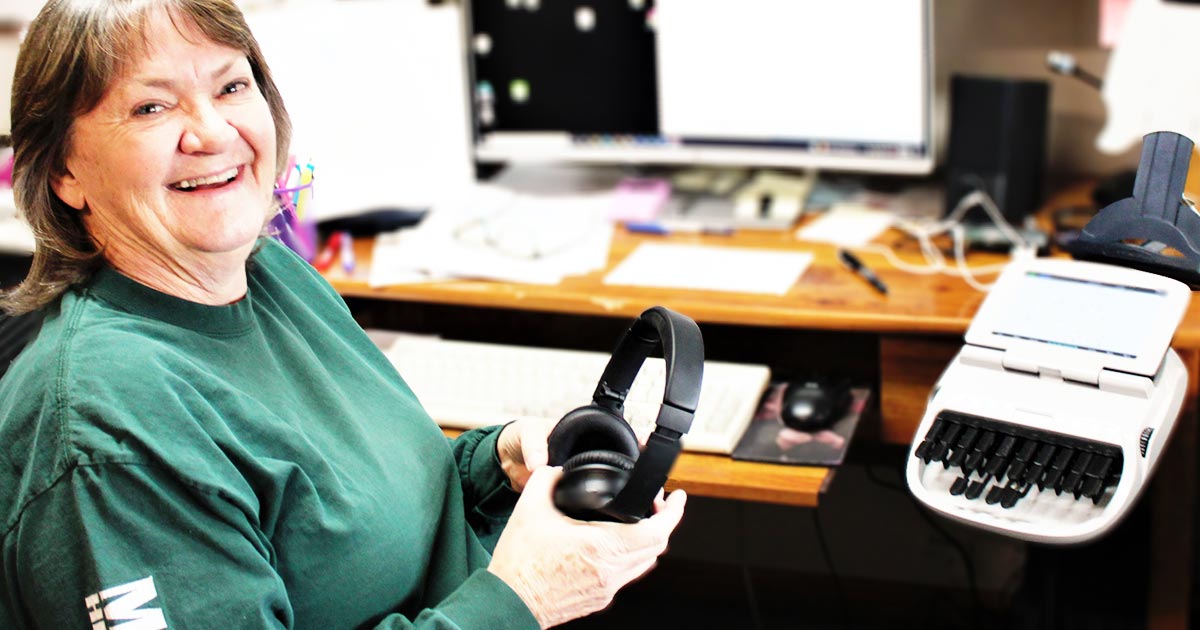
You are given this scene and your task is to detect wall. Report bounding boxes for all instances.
[0,0,1147,179]
[934,0,1140,180]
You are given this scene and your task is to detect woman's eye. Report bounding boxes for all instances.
[222,80,251,95]
[133,103,165,116]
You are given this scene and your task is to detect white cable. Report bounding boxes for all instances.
[865,188,1030,291]
[952,224,998,292]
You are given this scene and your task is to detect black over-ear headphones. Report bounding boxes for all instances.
[546,306,704,523]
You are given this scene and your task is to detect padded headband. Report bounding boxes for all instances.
[591,306,705,519]
[591,306,704,432]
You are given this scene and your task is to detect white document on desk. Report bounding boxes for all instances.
[604,243,813,295]
[795,202,894,247]
[368,185,615,286]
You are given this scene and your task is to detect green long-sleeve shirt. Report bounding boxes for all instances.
[0,239,538,630]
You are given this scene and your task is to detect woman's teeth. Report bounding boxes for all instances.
[173,167,239,190]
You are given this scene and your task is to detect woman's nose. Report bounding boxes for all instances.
[179,101,238,154]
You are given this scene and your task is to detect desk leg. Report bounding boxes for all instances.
[1147,348,1197,630]
[878,336,959,445]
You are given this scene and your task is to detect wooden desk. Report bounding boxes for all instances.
[327,216,1198,629]
[329,229,987,506]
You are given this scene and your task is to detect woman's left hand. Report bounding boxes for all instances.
[496,417,557,492]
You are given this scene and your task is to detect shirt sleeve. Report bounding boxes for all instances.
[2,461,535,630]
[448,425,520,552]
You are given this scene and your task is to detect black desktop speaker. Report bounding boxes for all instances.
[944,75,1050,225]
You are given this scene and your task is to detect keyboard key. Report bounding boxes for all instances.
[962,430,995,475]
[1041,448,1076,491]
[916,417,948,456]
[1060,451,1093,496]
[1006,440,1039,484]
[1024,443,1057,487]
[993,434,1018,460]
[1000,483,1030,509]
[1079,455,1116,502]
[936,423,964,464]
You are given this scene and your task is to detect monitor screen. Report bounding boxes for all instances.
[465,0,934,175]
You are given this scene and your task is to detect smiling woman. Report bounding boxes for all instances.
[4,0,291,314]
[0,1,687,629]
[50,12,279,304]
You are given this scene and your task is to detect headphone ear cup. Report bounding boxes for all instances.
[547,405,640,466]
[547,405,641,521]
[562,449,636,474]
[555,450,636,521]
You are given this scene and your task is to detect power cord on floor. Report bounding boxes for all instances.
[864,463,981,629]
[811,508,852,630]
[737,502,766,630]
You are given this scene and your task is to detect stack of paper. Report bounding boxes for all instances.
[368,184,615,287]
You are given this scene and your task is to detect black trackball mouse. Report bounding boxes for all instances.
[780,380,851,431]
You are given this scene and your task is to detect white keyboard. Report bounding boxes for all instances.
[371,332,771,454]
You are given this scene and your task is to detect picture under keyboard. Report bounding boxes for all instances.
[372,332,772,455]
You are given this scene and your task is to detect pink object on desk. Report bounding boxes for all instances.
[609,177,671,222]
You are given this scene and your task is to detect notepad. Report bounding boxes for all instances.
[795,202,894,247]
[604,243,812,295]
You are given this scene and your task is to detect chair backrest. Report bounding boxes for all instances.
[0,309,43,378]
[0,253,37,379]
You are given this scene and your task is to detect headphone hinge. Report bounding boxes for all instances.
[655,401,693,436]
[593,382,627,414]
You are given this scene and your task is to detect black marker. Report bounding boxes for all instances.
[837,248,888,295]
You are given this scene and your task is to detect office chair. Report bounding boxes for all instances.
[0,253,39,378]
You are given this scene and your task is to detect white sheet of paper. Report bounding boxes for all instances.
[795,203,894,247]
[604,243,812,295]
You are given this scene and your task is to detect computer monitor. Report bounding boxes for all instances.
[465,0,934,175]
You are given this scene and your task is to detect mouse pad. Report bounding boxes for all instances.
[731,384,871,466]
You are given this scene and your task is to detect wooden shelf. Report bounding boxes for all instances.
[441,428,828,507]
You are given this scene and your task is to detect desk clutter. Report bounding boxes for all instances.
[360,164,915,292]
[367,181,616,286]
[906,258,1191,544]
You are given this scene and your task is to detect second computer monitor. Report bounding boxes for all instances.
[466,0,934,175]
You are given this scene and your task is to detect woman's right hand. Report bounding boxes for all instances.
[487,466,687,629]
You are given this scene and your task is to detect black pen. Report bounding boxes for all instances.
[837,248,889,295]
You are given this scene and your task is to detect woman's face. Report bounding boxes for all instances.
[53,11,277,270]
